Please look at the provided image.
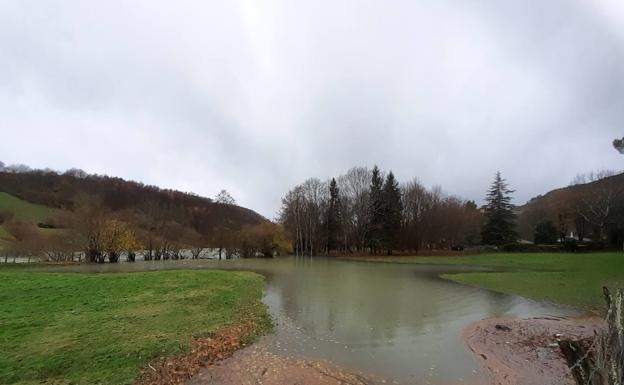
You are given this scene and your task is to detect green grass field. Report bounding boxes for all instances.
[353,252,624,309]
[0,269,269,385]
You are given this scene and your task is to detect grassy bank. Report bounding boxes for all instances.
[352,252,624,309]
[0,269,270,385]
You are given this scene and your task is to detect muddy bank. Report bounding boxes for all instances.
[133,310,381,385]
[464,316,605,385]
[187,338,386,385]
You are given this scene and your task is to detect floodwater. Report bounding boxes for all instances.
[29,257,580,384]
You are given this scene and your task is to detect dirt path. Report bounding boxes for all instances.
[464,316,605,385]
[186,338,387,385]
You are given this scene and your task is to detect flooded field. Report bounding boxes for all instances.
[30,257,580,384]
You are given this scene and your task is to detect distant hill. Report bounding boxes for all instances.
[0,170,265,247]
[517,171,624,244]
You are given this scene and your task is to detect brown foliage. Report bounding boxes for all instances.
[134,305,268,385]
[234,222,292,258]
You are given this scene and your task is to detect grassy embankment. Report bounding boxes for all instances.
[0,192,63,247]
[0,269,270,385]
[353,252,624,309]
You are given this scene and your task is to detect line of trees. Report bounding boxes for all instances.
[1,207,291,264]
[279,166,484,255]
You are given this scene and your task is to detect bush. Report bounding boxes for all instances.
[534,221,558,244]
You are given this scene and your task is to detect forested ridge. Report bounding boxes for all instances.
[0,169,264,229]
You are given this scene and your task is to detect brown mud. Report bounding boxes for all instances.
[187,338,387,385]
[463,316,605,385]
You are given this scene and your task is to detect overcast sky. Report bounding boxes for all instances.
[1,0,623,218]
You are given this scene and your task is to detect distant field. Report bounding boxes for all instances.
[0,192,56,223]
[0,192,61,245]
[0,269,269,385]
[352,252,624,309]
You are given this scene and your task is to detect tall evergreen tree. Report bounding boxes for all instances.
[382,171,403,254]
[366,165,384,253]
[481,171,518,245]
[326,178,342,253]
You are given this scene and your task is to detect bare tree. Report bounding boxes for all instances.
[401,178,431,252]
[278,178,329,256]
[42,233,76,262]
[338,167,372,252]
[215,190,237,205]
[572,171,622,241]
[279,186,305,256]
[211,224,234,260]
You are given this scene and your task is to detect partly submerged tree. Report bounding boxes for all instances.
[481,172,518,245]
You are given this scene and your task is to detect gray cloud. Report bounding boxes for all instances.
[1,0,623,217]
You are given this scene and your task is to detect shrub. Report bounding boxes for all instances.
[534,221,558,244]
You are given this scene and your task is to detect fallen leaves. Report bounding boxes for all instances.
[134,304,268,385]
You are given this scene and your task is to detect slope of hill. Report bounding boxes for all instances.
[0,171,265,248]
[517,171,624,245]
[0,192,58,223]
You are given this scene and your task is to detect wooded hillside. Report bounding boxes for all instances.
[0,170,287,261]
[518,171,624,248]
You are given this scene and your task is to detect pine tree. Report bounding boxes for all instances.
[382,171,403,254]
[481,171,518,245]
[366,165,385,253]
[326,178,342,253]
